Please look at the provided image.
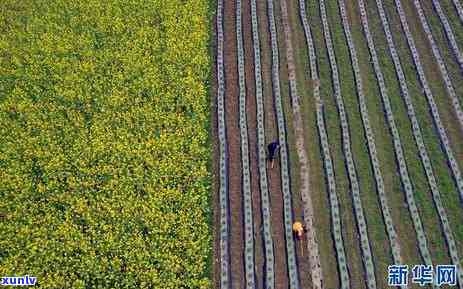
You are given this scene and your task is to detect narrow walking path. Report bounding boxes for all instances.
[279,0,324,287]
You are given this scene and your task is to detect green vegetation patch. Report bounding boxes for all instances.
[0,0,212,288]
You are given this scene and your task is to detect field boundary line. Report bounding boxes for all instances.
[216,0,231,287]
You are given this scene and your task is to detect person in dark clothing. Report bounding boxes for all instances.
[267,140,280,168]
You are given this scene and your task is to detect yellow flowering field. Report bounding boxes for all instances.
[0,0,212,288]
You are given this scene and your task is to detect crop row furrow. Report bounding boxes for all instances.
[318,0,376,288]
[338,0,405,277]
[216,0,230,287]
[392,0,463,204]
[236,0,256,287]
[250,0,275,287]
[430,0,463,73]
[375,0,463,286]
[298,1,350,288]
[279,0,323,287]
[266,0,299,287]
[411,0,463,132]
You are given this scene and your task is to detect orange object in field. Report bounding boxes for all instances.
[292,221,304,239]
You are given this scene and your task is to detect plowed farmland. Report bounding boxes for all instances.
[213,0,463,288]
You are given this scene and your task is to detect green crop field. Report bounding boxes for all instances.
[0,0,212,288]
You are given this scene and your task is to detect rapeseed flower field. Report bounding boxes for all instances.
[0,0,212,288]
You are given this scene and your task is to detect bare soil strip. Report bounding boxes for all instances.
[242,0,266,287]
[261,0,292,287]
[223,0,246,287]
[236,0,259,286]
[219,0,298,287]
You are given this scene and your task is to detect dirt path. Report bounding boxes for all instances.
[278,0,324,287]
[222,1,245,287]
